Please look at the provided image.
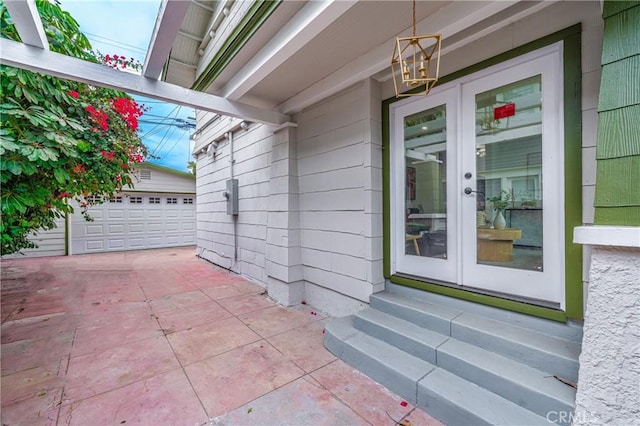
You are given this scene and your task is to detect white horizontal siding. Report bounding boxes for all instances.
[2,218,66,258]
[297,81,381,302]
[131,167,195,194]
[195,119,271,283]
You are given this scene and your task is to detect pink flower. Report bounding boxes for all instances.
[67,90,79,99]
[73,164,85,173]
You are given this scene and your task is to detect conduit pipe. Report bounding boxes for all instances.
[225,130,238,262]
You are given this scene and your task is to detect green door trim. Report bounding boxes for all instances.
[192,0,282,92]
[382,24,583,322]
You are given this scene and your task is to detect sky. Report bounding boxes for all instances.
[60,0,196,172]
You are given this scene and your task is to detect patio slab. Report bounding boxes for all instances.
[1,247,442,425]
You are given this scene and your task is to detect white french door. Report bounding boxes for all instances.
[391,44,565,308]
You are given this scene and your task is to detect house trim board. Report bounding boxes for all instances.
[382,24,583,322]
[191,0,282,92]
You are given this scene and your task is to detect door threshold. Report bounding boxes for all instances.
[393,273,561,311]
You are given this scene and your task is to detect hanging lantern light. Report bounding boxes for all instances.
[391,0,442,97]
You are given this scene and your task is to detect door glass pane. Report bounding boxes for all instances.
[475,76,543,271]
[404,105,447,258]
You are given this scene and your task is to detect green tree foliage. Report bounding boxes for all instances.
[187,160,196,176]
[0,0,148,255]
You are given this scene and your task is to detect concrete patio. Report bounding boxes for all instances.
[1,247,441,426]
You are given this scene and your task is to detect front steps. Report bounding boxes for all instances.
[324,285,582,425]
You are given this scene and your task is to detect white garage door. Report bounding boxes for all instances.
[71,193,196,254]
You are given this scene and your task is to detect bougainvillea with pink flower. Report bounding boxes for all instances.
[0,0,150,254]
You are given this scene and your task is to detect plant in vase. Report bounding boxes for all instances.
[488,190,512,229]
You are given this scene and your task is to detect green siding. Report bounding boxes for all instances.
[601,4,640,64]
[594,157,640,206]
[594,2,640,226]
[598,55,640,111]
[595,206,640,224]
[192,1,281,91]
[596,105,640,158]
[382,26,583,322]
[603,0,640,18]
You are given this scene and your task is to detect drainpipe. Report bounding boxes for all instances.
[226,131,238,262]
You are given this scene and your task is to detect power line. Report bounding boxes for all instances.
[83,32,147,55]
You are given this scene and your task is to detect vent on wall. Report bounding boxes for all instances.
[140,169,151,180]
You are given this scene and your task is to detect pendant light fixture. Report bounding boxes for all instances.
[391,0,442,97]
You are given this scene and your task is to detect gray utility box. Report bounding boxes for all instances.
[225,179,239,215]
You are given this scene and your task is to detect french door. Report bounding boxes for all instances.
[391,44,565,308]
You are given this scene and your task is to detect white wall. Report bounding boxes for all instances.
[194,81,382,315]
[195,116,273,285]
[1,218,66,259]
[295,79,383,313]
[130,165,196,194]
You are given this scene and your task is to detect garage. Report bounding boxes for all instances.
[70,192,195,254]
[3,163,196,258]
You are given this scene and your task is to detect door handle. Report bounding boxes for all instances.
[464,187,485,196]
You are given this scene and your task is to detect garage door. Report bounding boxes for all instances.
[71,193,196,254]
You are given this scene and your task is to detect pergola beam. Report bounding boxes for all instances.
[3,0,49,50]
[143,0,191,79]
[0,38,291,126]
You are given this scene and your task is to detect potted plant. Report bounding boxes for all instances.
[488,190,512,229]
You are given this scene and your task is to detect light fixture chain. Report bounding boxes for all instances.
[412,0,416,36]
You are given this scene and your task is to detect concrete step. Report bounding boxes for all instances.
[325,316,550,425]
[418,368,549,426]
[354,307,576,420]
[371,292,581,382]
[386,283,583,343]
[324,316,434,405]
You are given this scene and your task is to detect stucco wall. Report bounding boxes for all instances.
[573,246,640,425]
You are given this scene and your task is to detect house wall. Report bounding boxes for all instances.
[131,165,196,194]
[572,245,640,425]
[294,79,383,315]
[1,218,66,259]
[592,1,640,225]
[194,80,382,315]
[193,2,603,316]
[573,2,640,423]
[194,115,273,285]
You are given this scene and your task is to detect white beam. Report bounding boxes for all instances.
[221,0,357,101]
[278,0,521,114]
[143,0,191,79]
[0,38,291,126]
[4,0,49,50]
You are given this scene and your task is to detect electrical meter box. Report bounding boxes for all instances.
[225,179,239,215]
